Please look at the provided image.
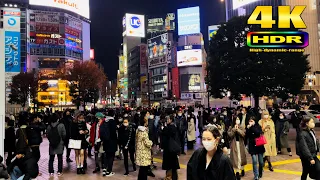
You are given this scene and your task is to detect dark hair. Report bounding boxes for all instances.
[139,118,146,126]
[167,115,175,122]
[8,120,14,127]
[300,116,312,129]
[203,125,221,139]
[207,115,216,124]
[50,113,60,123]
[249,116,256,122]
[0,155,3,163]
[107,109,115,117]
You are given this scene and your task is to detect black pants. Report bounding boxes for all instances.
[94,143,104,168]
[123,148,135,173]
[64,140,71,159]
[103,152,115,172]
[49,154,63,173]
[138,166,149,180]
[31,146,41,163]
[301,157,320,180]
[179,131,186,153]
[166,169,178,180]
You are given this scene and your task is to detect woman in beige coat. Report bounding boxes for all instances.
[258,110,277,172]
[136,114,153,180]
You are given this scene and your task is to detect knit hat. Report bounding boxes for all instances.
[95,112,105,119]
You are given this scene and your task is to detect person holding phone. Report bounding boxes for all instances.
[258,110,276,172]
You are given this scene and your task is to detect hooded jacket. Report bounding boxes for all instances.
[100,116,118,153]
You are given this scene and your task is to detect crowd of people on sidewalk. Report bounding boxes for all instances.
[0,104,319,180]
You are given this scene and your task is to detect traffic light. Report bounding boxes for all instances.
[132,91,135,95]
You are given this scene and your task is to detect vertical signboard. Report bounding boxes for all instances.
[140,44,148,93]
[172,67,180,99]
[208,25,219,41]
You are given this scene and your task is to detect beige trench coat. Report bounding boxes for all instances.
[259,119,277,157]
[187,118,196,141]
[228,126,248,168]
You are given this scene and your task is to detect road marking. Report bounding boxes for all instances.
[273,168,302,175]
[153,158,187,169]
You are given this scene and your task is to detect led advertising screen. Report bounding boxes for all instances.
[180,74,201,91]
[177,49,202,67]
[147,13,175,33]
[232,0,259,9]
[208,25,219,40]
[5,31,20,72]
[177,6,200,35]
[125,13,145,37]
[147,33,168,59]
[29,0,90,19]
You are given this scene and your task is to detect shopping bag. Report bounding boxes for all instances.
[255,135,267,146]
[68,139,82,149]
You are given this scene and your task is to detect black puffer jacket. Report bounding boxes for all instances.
[26,122,46,146]
[118,123,136,150]
[7,152,39,180]
[297,129,320,161]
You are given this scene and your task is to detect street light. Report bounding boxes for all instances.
[307,73,316,104]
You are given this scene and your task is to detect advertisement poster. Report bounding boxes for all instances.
[29,0,90,19]
[35,23,60,33]
[125,13,145,37]
[3,9,21,32]
[177,6,200,35]
[148,33,168,59]
[171,67,180,99]
[5,31,21,72]
[119,56,124,74]
[180,74,201,92]
[177,49,202,67]
[147,13,175,33]
[208,25,219,40]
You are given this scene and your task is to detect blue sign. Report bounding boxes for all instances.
[130,16,141,28]
[7,18,16,26]
[5,31,20,72]
[177,6,200,35]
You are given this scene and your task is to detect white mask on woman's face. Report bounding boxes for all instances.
[149,115,154,119]
[279,116,284,119]
[249,121,255,126]
[263,115,269,119]
[178,113,182,116]
[202,140,217,151]
[213,118,217,123]
[308,122,315,129]
[236,120,241,125]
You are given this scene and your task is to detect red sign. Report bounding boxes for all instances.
[172,67,180,99]
[65,26,80,38]
[4,11,20,16]
[90,49,94,59]
[35,23,60,33]
[35,38,63,45]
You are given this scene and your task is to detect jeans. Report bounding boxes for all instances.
[31,146,41,163]
[251,154,264,179]
[123,148,135,173]
[138,166,149,180]
[49,154,63,173]
[103,152,115,172]
[10,167,23,180]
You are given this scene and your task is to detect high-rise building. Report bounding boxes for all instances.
[225,0,320,102]
[1,0,91,112]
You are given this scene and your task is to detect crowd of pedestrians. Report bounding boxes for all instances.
[0,104,319,180]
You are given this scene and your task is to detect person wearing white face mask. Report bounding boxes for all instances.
[228,117,247,179]
[297,117,320,180]
[258,110,276,172]
[175,110,187,155]
[187,126,236,180]
[275,112,292,156]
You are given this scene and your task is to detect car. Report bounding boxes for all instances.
[280,109,320,124]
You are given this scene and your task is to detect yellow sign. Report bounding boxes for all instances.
[247,6,306,29]
[67,37,82,43]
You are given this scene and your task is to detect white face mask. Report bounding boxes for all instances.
[279,116,284,119]
[263,115,269,119]
[236,120,240,125]
[137,112,140,115]
[223,112,227,115]
[202,140,216,151]
[308,122,315,129]
[178,113,182,116]
[149,115,154,119]
[241,111,245,114]
[213,119,217,123]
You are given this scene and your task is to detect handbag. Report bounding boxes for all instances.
[68,139,82,149]
[168,137,180,155]
[255,135,267,146]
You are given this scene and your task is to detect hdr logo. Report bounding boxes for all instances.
[247,6,308,52]
[130,16,141,28]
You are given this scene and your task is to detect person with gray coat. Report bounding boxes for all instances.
[47,113,66,176]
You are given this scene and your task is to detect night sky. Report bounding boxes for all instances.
[90,0,225,80]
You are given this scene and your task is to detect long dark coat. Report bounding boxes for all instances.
[228,126,247,168]
[275,118,290,148]
[100,117,118,153]
[162,123,180,170]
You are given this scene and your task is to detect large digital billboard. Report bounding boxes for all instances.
[147,33,168,59]
[29,0,90,19]
[177,49,202,67]
[232,0,259,9]
[147,13,175,33]
[181,74,201,91]
[125,13,145,37]
[177,6,200,35]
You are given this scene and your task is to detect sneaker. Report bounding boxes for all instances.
[289,152,292,157]
[102,169,107,176]
[124,172,129,176]
[57,172,63,176]
[66,158,73,163]
[50,173,54,177]
[105,172,115,177]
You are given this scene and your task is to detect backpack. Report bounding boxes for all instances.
[48,124,61,148]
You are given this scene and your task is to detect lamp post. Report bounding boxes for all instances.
[307,73,316,104]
